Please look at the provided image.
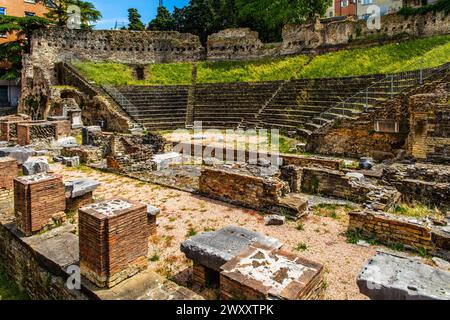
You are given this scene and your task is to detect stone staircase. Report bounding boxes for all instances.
[69,62,449,135]
[192,82,282,129]
[111,85,190,131]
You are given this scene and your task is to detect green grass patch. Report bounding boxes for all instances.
[312,203,353,219]
[73,62,193,86]
[0,267,28,300]
[391,204,440,218]
[196,55,310,83]
[295,242,308,252]
[299,35,450,78]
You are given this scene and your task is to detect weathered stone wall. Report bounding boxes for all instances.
[199,167,286,209]
[407,82,450,163]
[282,11,450,55]
[382,163,450,211]
[0,222,88,300]
[207,28,279,61]
[105,133,166,172]
[28,28,203,84]
[301,167,400,211]
[349,210,450,253]
[307,70,449,159]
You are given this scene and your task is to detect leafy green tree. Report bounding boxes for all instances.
[127,8,145,31]
[43,0,102,29]
[236,0,332,41]
[0,16,50,79]
[148,6,176,31]
[181,0,218,43]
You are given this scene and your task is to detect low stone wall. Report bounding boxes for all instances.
[282,11,450,55]
[0,222,88,300]
[349,210,450,254]
[17,122,58,146]
[407,82,450,163]
[174,142,341,169]
[0,115,31,142]
[301,167,400,210]
[382,163,450,211]
[207,28,278,61]
[199,167,285,209]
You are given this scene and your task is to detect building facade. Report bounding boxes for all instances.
[0,0,50,43]
[335,0,358,17]
[0,1,50,113]
[357,0,403,20]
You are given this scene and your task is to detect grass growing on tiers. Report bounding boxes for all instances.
[74,34,450,85]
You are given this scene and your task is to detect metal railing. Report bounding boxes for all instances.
[314,61,450,126]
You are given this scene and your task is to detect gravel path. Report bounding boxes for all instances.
[55,164,376,300]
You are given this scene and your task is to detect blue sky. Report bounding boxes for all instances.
[92,0,190,30]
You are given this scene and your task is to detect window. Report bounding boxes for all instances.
[341,0,349,7]
[0,7,6,15]
[25,12,36,17]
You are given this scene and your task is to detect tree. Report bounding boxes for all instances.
[180,0,217,43]
[127,8,145,31]
[148,6,175,31]
[43,0,102,29]
[235,0,332,41]
[0,16,50,79]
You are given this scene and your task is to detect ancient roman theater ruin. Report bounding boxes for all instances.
[0,11,450,300]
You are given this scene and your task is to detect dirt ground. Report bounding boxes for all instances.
[53,163,376,300]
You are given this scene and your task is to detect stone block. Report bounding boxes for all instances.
[264,215,286,226]
[65,178,100,198]
[151,152,183,171]
[64,179,100,212]
[79,199,148,288]
[220,244,324,300]
[22,158,50,176]
[14,173,66,236]
[181,225,282,273]
[147,205,160,237]
[82,126,102,145]
[0,146,34,165]
[62,156,80,167]
[357,251,450,300]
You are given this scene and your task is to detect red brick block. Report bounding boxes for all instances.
[0,157,18,190]
[220,244,324,300]
[79,199,148,288]
[14,173,66,236]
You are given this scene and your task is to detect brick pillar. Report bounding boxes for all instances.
[79,199,148,288]
[17,124,31,146]
[14,173,66,236]
[0,157,18,190]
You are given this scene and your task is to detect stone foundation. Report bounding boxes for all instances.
[78,199,149,288]
[17,122,57,146]
[382,163,450,211]
[14,173,66,236]
[220,244,325,300]
[61,146,102,164]
[0,115,31,142]
[0,157,18,190]
[198,166,309,216]
[349,210,450,254]
[301,167,400,210]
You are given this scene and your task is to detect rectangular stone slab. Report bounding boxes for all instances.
[180,225,282,271]
[357,251,450,300]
